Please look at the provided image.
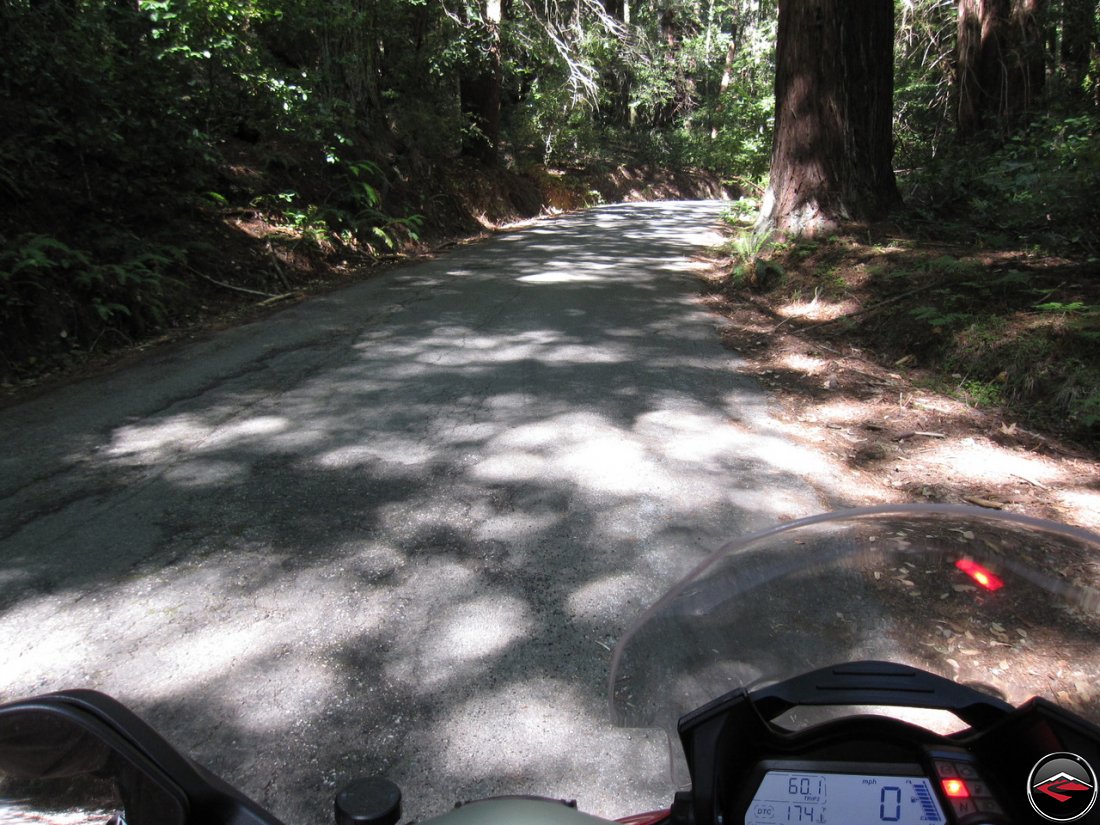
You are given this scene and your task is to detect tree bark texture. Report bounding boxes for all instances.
[956,0,1047,138]
[761,0,899,236]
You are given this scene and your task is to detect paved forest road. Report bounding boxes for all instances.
[0,202,830,823]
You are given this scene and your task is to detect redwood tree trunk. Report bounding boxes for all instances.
[956,0,1047,139]
[760,0,899,236]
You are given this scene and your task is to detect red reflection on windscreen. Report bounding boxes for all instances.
[955,558,1004,591]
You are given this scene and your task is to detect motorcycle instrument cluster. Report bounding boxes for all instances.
[744,764,946,825]
[741,749,1011,825]
[674,662,1100,825]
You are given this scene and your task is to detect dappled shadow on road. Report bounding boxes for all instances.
[1,203,836,823]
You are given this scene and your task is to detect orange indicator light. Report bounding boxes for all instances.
[955,559,1004,591]
[942,779,969,799]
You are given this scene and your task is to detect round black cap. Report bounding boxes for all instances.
[335,777,403,825]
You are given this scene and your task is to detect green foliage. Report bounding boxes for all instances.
[1058,361,1100,428]
[956,377,1004,408]
[0,0,203,210]
[898,262,1100,436]
[497,0,779,173]
[905,111,1100,253]
[0,0,202,369]
[720,214,785,289]
[910,304,973,330]
[728,231,773,263]
[0,233,181,362]
[1035,301,1090,315]
[0,0,443,372]
[893,0,956,169]
[250,154,423,256]
[680,9,776,176]
[722,197,762,225]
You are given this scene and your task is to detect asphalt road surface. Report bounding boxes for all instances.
[0,201,831,824]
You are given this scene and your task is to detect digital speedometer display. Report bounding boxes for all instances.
[745,770,946,825]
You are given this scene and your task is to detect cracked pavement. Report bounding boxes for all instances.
[0,201,831,824]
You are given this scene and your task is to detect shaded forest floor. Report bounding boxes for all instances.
[703,217,1100,531]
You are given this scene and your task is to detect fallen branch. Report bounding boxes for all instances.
[728,175,766,196]
[265,241,293,292]
[192,269,279,299]
[799,281,946,330]
[256,292,299,308]
[772,315,794,332]
[1010,472,1050,490]
[963,495,1005,510]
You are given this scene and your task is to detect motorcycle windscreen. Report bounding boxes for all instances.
[609,505,1100,766]
[0,704,188,825]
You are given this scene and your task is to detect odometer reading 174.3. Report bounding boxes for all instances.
[745,770,946,825]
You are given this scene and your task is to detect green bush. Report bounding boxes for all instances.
[903,111,1100,253]
[0,234,182,363]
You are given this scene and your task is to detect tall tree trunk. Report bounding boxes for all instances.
[461,0,503,165]
[956,0,1047,139]
[1060,0,1097,95]
[601,0,633,127]
[956,0,1002,137]
[1012,0,1047,110]
[711,37,737,140]
[759,0,899,236]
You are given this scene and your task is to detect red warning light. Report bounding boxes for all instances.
[955,559,1004,591]
[942,779,970,799]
